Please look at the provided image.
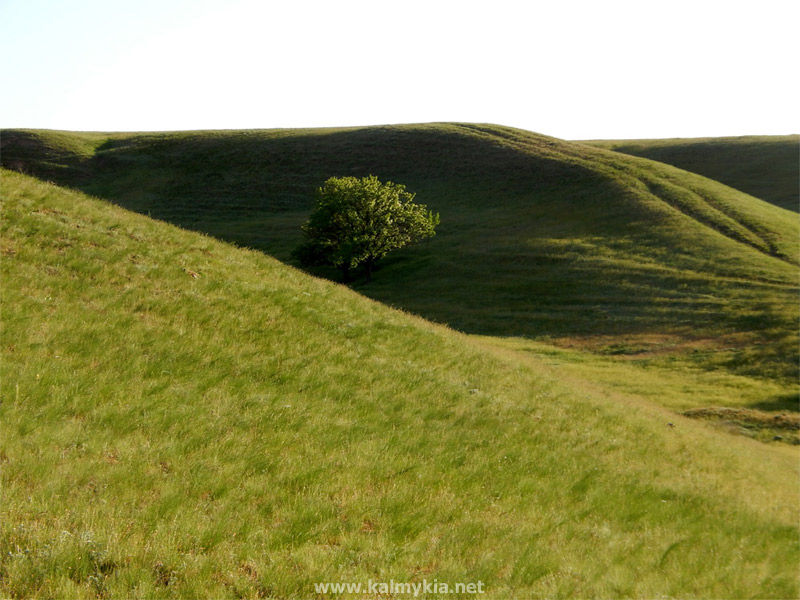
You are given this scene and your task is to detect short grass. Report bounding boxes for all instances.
[583,135,799,211]
[2,124,798,383]
[2,170,799,598]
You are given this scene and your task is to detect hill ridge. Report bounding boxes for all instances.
[1,124,797,380]
[583,135,799,211]
[423,124,795,265]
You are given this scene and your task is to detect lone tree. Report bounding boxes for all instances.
[294,175,439,281]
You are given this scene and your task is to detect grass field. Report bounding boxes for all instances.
[483,336,800,444]
[583,135,799,212]
[2,125,798,384]
[2,169,798,598]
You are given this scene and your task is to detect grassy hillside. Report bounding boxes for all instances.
[583,135,799,211]
[2,125,798,382]
[2,170,798,598]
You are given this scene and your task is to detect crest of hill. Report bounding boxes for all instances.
[1,169,798,598]
[583,135,800,212]
[2,124,798,379]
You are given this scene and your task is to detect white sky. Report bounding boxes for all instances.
[1,0,797,139]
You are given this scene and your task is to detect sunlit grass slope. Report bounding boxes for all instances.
[483,336,800,444]
[584,135,800,211]
[2,170,799,598]
[2,125,798,381]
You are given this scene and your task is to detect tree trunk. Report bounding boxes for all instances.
[364,260,373,282]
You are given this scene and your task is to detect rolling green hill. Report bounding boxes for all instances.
[2,125,798,382]
[583,135,799,212]
[2,169,798,598]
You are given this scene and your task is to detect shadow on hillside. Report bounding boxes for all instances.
[750,394,800,413]
[3,126,798,382]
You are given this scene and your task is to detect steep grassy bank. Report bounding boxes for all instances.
[583,135,799,211]
[1,170,798,598]
[2,125,798,381]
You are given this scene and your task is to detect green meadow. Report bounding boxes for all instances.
[584,135,799,212]
[2,124,798,382]
[1,122,799,598]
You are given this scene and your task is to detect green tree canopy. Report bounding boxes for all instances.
[294,175,439,281]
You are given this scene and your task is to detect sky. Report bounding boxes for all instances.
[1,0,797,139]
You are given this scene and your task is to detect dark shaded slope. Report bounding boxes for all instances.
[583,135,800,211]
[2,124,797,379]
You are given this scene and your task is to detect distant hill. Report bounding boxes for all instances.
[2,124,797,379]
[583,135,799,212]
[2,169,797,598]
